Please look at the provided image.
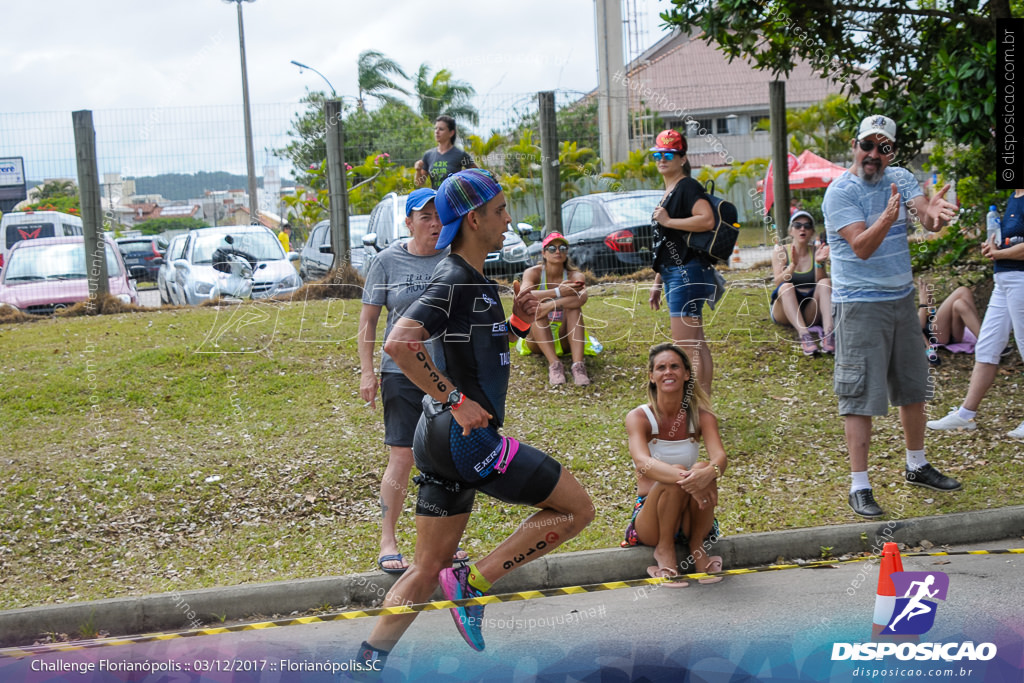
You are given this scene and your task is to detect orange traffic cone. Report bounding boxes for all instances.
[871,542,917,642]
[731,247,741,265]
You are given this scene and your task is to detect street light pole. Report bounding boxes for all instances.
[225,0,260,225]
[290,60,336,98]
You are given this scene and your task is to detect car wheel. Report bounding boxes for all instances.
[159,285,169,305]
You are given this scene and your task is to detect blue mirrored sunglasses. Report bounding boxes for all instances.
[651,152,676,161]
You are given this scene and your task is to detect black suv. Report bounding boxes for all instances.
[116,236,168,282]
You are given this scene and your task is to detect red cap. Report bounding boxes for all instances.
[650,129,686,154]
[542,232,568,248]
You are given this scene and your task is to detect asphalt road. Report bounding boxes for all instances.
[3,540,1019,682]
[137,285,161,308]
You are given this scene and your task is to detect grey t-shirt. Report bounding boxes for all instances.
[362,241,450,374]
[421,147,474,188]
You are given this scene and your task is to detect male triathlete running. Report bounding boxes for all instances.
[357,169,594,670]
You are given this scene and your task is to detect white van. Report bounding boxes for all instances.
[1,210,84,269]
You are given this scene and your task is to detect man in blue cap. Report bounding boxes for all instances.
[357,170,594,668]
[358,188,464,574]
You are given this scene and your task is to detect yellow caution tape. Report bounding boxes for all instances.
[2,547,1020,658]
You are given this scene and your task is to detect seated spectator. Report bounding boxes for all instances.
[770,211,834,356]
[918,279,983,365]
[623,343,728,587]
[519,232,593,386]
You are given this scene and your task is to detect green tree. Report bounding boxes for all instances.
[413,64,479,127]
[662,0,1007,161]
[357,50,409,110]
[134,216,208,235]
[35,180,78,202]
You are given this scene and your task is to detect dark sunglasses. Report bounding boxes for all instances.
[651,151,677,161]
[791,222,814,230]
[544,244,569,253]
[858,139,894,155]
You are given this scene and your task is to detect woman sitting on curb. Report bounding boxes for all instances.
[622,343,728,587]
[917,277,983,365]
[770,211,834,356]
[519,232,592,386]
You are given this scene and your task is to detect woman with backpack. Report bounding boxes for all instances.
[647,129,718,394]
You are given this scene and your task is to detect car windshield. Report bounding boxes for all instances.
[604,195,662,224]
[118,240,156,254]
[6,222,56,249]
[3,243,122,282]
[192,231,284,264]
[349,216,370,248]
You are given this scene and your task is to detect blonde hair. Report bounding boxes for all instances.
[646,343,714,439]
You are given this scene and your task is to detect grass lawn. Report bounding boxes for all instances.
[1,267,1021,611]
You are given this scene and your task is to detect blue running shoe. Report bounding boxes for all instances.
[438,565,486,651]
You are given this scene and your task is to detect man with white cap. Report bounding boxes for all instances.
[358,187,462,574]
[357,169,594,668]
[823,115,962,519]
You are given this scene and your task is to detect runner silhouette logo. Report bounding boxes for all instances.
[881,571,949,636]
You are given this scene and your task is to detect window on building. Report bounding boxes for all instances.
[694,118,713,135]
[750,115,770,132]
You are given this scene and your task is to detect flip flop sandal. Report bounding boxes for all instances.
[377,553,408,575]
[698,555,724,584]
[647,565,689,588]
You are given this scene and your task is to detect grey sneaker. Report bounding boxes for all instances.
[548,361,565,385]
[926,409,976,431]
[848,489,883,518]
[570,361,590,386]
[1008,420,1024,440]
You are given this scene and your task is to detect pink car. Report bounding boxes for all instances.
[0,236,139,315]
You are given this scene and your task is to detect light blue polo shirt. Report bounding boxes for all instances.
[823,166,923,303]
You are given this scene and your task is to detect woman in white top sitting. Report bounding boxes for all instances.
[623,343,728,586]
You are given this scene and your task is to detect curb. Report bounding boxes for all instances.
[2,505,1022,647]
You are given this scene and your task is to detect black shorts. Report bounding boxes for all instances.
[380,372,424,448]
[412,398,562,517]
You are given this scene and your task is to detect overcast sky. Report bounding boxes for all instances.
[1,0,671,112]
[0,0,674,180]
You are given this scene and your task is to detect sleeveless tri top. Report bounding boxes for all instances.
[638,404,700,468]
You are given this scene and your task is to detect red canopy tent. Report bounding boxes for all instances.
[758,149,848,215]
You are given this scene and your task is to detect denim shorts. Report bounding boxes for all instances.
[661,261,716,318]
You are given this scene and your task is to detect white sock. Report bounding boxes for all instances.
[850,471,870,494]
[957,406,977,421]
[906,448,928,471]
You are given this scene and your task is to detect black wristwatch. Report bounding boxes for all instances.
[444,389,465,410]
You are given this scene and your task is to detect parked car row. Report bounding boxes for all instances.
[1,190,664,316]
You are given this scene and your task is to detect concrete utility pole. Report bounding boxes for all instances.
[538,92,562,236]
[594,0,629,168]
[769,80,791,245]
[324,99,350,271]
[227,0,261,224]
[73,110,109,306]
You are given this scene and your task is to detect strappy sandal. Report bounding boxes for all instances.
[647,565,689,588]
[697,555,724,584]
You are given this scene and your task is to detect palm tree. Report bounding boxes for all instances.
[413,64,478,127]
[356,50,409,110]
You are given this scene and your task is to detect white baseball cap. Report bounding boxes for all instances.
[857,115,897,143]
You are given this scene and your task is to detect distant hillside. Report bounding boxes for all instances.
[130,172,263,201]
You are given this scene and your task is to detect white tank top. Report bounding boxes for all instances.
[639,404,700,468]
